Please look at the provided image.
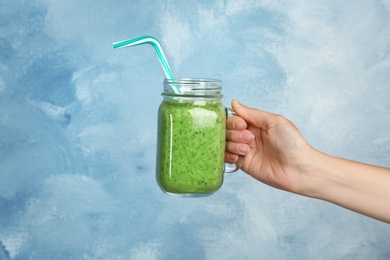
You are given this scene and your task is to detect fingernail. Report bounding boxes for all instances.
[228,153,238,162]
[233,100,243,106]
[242,132,254,142]
[237,144,250,154]
[234,121,245,129]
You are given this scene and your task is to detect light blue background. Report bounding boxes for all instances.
[1,0,390,259]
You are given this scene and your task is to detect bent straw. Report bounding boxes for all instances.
[113,36,179,94]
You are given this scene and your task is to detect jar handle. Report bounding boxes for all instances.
[224,108,244,173]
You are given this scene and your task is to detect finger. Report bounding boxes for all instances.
[226,115,247,130]
[226,141,251,155]
[232,100,275,130]
[224,152,239,164]
[226,129,255,143]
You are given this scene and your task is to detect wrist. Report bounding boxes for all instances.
[292,148,331,199]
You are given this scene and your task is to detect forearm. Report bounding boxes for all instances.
[303,151,390,223]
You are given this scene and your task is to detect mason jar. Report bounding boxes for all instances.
[156,78,230,197]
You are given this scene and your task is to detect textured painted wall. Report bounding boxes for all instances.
[1,0,390,259]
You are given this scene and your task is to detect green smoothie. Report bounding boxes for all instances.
[156,99,226,196]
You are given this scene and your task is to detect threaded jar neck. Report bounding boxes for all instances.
[162,78,223,100]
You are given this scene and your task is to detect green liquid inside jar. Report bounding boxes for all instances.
[156,100,226,196]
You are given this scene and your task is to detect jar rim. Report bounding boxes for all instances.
[164,78,221,84]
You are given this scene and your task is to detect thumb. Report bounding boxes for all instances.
[231,100,274,130]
